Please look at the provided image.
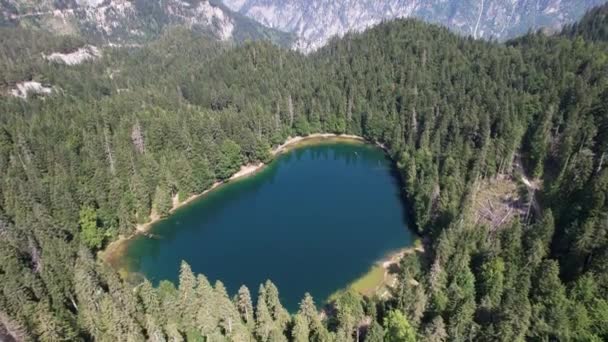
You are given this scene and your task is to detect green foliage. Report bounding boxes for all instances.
[384,310,417,342]
[79,206,104,249]
[291,314,310,342]
[334,290,365,339]
[256,284,274,341]
[153,184,172,217]
[528,260,570,340]
[564,3,608,42]
[422,316,447,342]
[217,139,244,180]
[365,320,384,342]
[478,257,505,308]
[236,285,255,330]
[255,139,274,164]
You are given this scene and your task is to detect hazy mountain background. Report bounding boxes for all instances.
[2,0,605,52]
[0,0,293,46]
[222,0,608,52]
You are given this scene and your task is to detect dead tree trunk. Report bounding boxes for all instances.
[288,95,294,128]
[103,126,116,175]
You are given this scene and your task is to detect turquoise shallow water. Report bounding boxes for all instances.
[118,141,414,311]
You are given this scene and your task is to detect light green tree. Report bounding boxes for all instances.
[256,285,274,342]
[79,206,104,249]
[291,313,310,342]
[265,280,290,330]
[236,285,255,330]
[216,139,243,179]
[384,310,416,342]
[153,184,172,217]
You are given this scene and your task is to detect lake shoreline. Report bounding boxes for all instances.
[327,240,424,302]
[101,133,385,263]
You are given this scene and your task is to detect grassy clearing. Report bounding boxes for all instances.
[350,265,385,295]
[326,241,425,303]
[328,265,385,302]
[472,176,526,230]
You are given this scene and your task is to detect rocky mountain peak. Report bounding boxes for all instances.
[1,0,289,45]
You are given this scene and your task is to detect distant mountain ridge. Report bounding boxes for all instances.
[222,0,608,52]
[0,0,292,46]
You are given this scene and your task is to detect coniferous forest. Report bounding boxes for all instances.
[1,3,608,342]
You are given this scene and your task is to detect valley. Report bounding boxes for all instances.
[0,3,607,341]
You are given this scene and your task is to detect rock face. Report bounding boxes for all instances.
[44,45,102,65]
[10,81,53,99]
[0,0,290,45]
[222,0,607,52]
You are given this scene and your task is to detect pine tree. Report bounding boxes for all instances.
[265,280,290,331]
[335,290,365,341]
[216,139,243,180]
[297,293,329,342]
[34,302,77,342]
[236,285,255,330]
[365,320,384,342]
[384,310,416,342]
[256,284,274,341]
[422,316,447,342]
[178,262,197,329]
[194,275,218,337]
[79,206,104,249]
[215,281,244,338]
[528,260,570,340]
[291,313,310,342]
[153,184,172,217]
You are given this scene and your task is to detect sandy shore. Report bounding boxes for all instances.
[101,133,380,261]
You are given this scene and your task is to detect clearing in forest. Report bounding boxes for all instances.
[472,170,540,230]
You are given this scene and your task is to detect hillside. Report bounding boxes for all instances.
[563,2,608,41]
[223,0,607,52]
[0,4,607,342]
[0,0,293,46]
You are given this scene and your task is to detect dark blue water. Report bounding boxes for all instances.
[118,141,414,311]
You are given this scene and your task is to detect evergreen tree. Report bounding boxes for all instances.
[217,139,243,180]
[422,316,447,342]
[79,206,104,249]
[528,260,570,340]
[256,284,274,341]
[265,280,290,331]
[236,285,255,330]
[291,313,310,342]
[153,184,172,217]
[365,320,384,342]
[384,310,417,342]
[178,261,197,329]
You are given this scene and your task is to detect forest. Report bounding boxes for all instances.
[0,3,607,341]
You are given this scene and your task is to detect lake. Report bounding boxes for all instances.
[114,139,415,311]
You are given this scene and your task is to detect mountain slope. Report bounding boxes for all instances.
[563,2,608,41]
[223,0,607,52]
[0,0,293,46]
